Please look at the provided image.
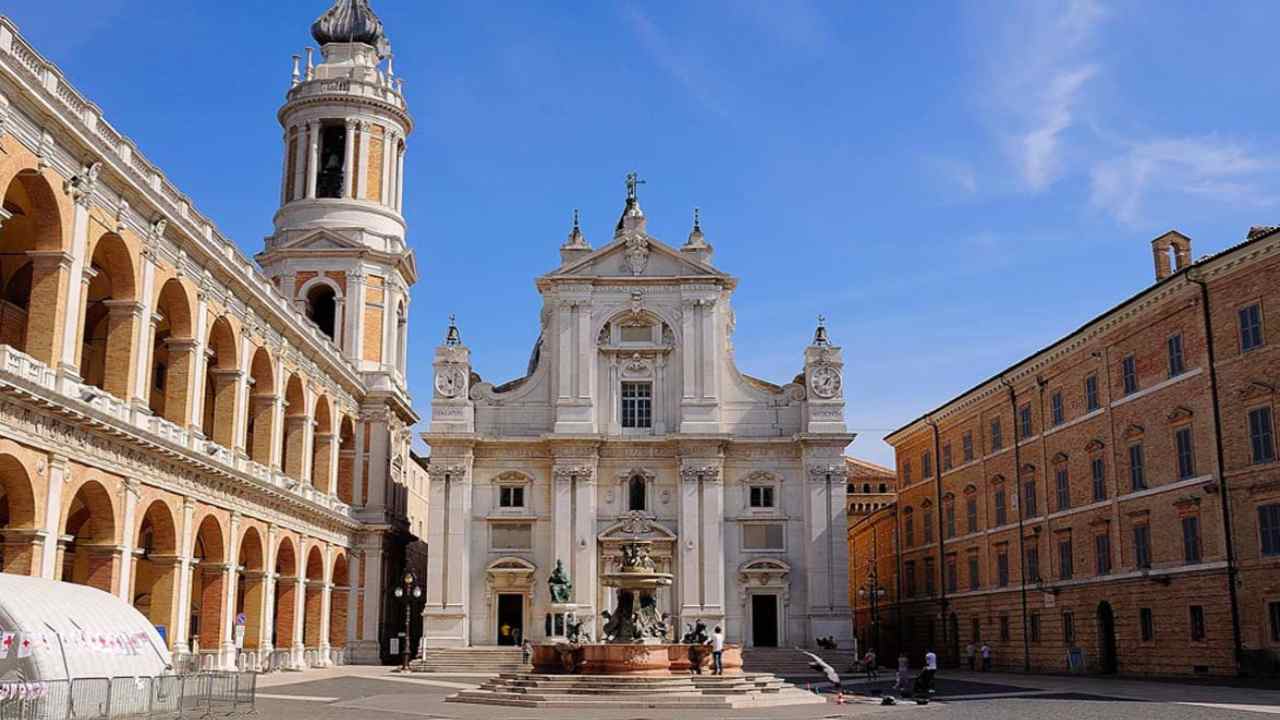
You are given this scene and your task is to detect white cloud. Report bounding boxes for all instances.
[978,0,1106,191]
[1089,136,1278,226]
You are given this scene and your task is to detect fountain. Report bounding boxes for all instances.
[447,540,824,708]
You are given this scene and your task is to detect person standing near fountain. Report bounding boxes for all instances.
[705,626,726,675]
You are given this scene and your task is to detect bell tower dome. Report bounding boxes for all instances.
[257,0,417,389]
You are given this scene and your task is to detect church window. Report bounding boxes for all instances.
[742,523,784,551]
[621,381,652,429]
[316,123,347,199]
[499,486,524,509]
[305,283,338,340]
[628,475,647,512]
[491,522,533,551]
[749,486,775,509]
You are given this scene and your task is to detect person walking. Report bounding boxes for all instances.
[964,641,976,671]
[704,625,726,675]
[980,643,992,672]
[922,648,938,694]
[894,652,909,691]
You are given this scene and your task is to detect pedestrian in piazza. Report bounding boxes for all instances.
[980,643,992,672]
[704,625,725,675]
[863,648,878,680]
[964,641,976,671]
[894,651,909,691]
[922,648,938,694]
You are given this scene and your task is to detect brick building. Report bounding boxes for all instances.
[0,2,426,670]
[879,229,1280,678]
[844,456,898,658]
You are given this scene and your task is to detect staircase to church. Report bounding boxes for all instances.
[448,672,827,709]
[742,648,859,677]
[410,647,529,674]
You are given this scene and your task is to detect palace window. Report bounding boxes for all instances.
[1190,605,1206,641]
[999,615,1010,642]
[1091,458,1106,502]
[1063,611,1075,644]
[1058,538,1073,580]
[966,497,978,534]
[1240,303,1264,352]
[902,460,913,485]
[1129,444,1147,491]
[1140,608,1155,641]
[1182,516,1201,563]
[904,561,917,597]
[491,522,533,551]
[1019,403,1033,439]
[945,556,958,593]
[945,503,956,539]
[991,419,1003,452]
[942,443,952,471]
[1095,533,1112,575]
[1260,504,1280,556]
[968,555,980,591]
[627,474,647,512]
[924,557,936,595]
[1026,545,1040,582]
[994,487,1007,526]
[621,381,652,429]
[742,523,784,551]
[1122,354,1138,395]
[1023,479,1039,517]
[1269,601,1280,643]
[749,485,775,509]
[904,512,915,547]
[1055,467,1070,512]
[922,450,933,478]
[997,550,1009,587]
[1176,428,1195,479]
[1051,391,1064,426]
[962,432,974,462]
[1250,407,1275,464]
[498,486,525,509]
[1029,612,1041,642]
[1134,524,1152,568]
[1168,334,1185,377]
[1085,374,1100,412]
[923,510,934,543]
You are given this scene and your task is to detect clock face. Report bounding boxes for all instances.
[435,367,465,398]
[811,365,842,399]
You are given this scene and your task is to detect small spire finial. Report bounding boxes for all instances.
[564,208,589,249]
[616,172,647,234]
[444,313,461,347]
[573,208,581,230]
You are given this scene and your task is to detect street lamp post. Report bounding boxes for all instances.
[393,572,423,672]
[858,569,887,657]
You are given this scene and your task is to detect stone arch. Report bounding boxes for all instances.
[190,513,227,650]
[60,479,118,592]
[329,551,349,649]
[281,374,307,482]
[311,394,333,492]
[236,526,267,650]
[131,499,179,638]
[303,280,339,341]
[336,416,355,505]
[303,545,325,649]
[150,278,196,423]
[202,316,239,445]
[0,453,39,575]
[0,170,68,364]
[80,232,138,397]
[246,346,276,465]
[273,536,299,649]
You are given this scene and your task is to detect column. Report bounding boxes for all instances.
[380,285,397,370]
[364,414,389,509]
[293,124,308,202]
[551,468,573,574]
[116,479,140,603]
[291,562,307,668]
[345,271,366,361]
[380,131,394,206]
[312,432,335,495]
[701,300,717,399]
[174,498,197,656]
[556,302,573,400]
[677,466,701,626]
[220,513,241,670]
[572,468,598,614]
[319,545,334,665]
[258,525,278,656]
[233,335,254,455]
[56,186,91,381]
[395,142,406,211]
[304,122,319,199]
[279,130,291,205]
[423,462,472,647]
[345,553,361,651]
[352,418,367,507]
[69,267,95,373]
[359,534,385,653]
[700,469,725,620]
[270,394,287,472]
[186,291,210,435]
[342,119,357,199]
[681,300,697,400]
[131,251,158,412]
[354,121,369,200]
[38,454,67,578]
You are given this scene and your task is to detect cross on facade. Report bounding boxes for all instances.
[625,171,645,200]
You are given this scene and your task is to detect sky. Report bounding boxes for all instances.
[13,1,1280,467]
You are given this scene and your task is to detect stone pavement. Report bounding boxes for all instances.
[252,665,1280,719]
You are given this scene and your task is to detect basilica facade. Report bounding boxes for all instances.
[423,182,856,649]
[0,1,422,669]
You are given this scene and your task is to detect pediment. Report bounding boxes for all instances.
[1084,438,1105,453]
[1124,423,1145,440]
[1167,406,1194,424]
[280,229,365,252]
[1240,380,1275,402]
[598,512,677,543]
[546,232,728,280]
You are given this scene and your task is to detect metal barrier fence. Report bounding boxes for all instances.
[0,672,256,720]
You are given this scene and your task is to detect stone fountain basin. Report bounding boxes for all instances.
[599,573,673,590]
[532,643,742,676]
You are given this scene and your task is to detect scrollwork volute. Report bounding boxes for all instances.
[680,465,721,483]
[807,464,848,483]
[553,465,595,483]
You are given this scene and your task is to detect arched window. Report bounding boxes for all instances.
[862,483,871,494]
[305,284,337,340]
[628,475,646,512]
[879,483,887,493]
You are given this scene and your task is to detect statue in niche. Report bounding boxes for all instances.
[548,559,573,604]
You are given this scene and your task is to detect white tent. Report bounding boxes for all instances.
[0,574,170,683]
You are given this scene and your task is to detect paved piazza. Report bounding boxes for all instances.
[254,666,1280,719]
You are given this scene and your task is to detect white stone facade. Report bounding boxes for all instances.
[423,191,855,649]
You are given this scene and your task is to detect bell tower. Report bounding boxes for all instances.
[258,0,416,383]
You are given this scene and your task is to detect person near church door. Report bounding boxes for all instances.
[704,626,726,675]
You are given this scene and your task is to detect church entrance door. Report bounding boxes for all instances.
[751,594,779,647]
[497,594,523,646]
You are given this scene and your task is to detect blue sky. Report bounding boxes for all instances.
[14,1,1280,466]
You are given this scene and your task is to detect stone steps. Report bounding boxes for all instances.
[410,647,528,674]
[741,648,858,675]
[446,670,828,709]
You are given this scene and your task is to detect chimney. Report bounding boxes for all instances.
[1151,230,1192,281]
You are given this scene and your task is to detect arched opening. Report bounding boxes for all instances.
[863,483,871,494]
[336,417,355,505]
[303,547,325,652]
[1097,601,1118,674]
[61,480,117,593]
[305,283,337,341]
[0,454,38,576]
[282,375,307,483]
[236,527,266,651]
[131,500,179,644]
[879,483,888,493]
[190,515,227,656]
[79,233,137,397]
[150,279,194,424]
[0,171,65,365]
[273,538,298,649]
[201,316,239,446]
[311,395,333,492]
[329,553,349,649]
[628,474,646,512]
[246,347,276,465]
